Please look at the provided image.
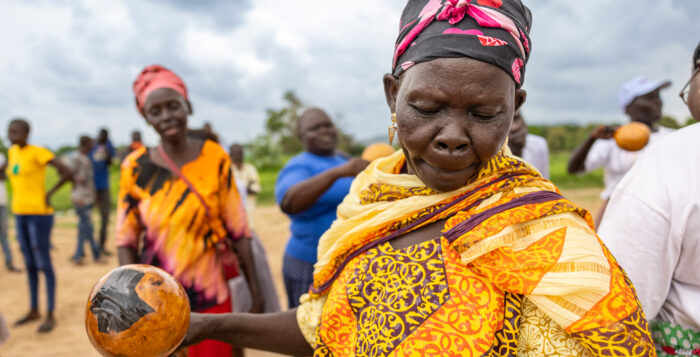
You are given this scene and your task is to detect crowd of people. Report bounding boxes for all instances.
[1,0,698,356]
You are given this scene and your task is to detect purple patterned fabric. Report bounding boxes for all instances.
[392,0,532,87]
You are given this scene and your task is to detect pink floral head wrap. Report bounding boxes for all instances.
[133,65,188,113]
[393,0,532,87]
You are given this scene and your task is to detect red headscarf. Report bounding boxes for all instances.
[133,65,188,114]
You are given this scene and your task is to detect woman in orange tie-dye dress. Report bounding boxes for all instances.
[116,65,262,357]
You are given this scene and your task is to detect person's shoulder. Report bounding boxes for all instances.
[243,162,258,171]
[648,123,700,159]
[29,144,53,157]
[284,152,312,167]
[526,133,546,143]
[591,137,614,152]
[121,146,148,170]
[201,139,227,157]
[525,134,548,148]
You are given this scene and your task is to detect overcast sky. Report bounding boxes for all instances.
[0,0,699,149]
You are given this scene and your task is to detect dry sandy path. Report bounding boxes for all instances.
[0,188,601,356]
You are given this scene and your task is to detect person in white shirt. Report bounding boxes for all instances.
[0,152,20,272]
[229,144,262,229]
[598,44,700,355]
[568,76,673,227]
[508,110,549,179]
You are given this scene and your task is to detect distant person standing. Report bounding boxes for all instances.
[90,128,115,256]
[229,144,261,228]
[6,118,72,333]
[508,110,550,179]
[119,130,144,163]
[65,136,101,265]
[567,76,673,226]
[0,151,20,272]
[275,108,368,308]
[129,130,143,152]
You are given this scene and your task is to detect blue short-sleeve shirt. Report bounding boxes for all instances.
[89,141,116,190]
[275,152,353,263]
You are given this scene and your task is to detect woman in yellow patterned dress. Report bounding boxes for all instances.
[180,1,655,355]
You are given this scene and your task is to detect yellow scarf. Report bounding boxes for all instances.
[312,148,555,293]
[297,149,655,355]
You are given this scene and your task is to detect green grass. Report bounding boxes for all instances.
[258,168,279,205]
[30,152,600,212]
[548,151,604,189]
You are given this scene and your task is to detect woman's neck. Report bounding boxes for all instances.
[160,137,191,155]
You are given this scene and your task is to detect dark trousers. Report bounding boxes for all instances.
[73,204,100,261]
[282,254,315,309]
[95,188,110,251]
[15,214,55,312]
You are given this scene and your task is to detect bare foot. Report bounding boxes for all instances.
[13,311,40,326]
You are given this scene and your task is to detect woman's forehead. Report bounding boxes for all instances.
[144,87,184,106]
[399,58,514,102]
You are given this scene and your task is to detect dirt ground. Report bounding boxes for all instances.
[0,188,602,357]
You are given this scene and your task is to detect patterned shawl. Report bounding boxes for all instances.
[297,148,655,355]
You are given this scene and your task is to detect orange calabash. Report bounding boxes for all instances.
[614,122,651,151]
[85,264,190,357]
[361,143,396,162]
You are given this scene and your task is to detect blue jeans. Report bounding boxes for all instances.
[15,214,55,311]
[74,204,100,261]
[0,206,13,266]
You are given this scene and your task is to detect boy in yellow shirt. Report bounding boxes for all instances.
[5,118,72,333]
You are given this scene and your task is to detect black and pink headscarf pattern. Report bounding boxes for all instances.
[392,0,532,87]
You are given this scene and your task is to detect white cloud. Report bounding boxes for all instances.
[0,0,698,150]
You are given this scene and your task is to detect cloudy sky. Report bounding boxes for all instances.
[0,0,698,149]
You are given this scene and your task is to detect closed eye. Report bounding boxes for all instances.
[473,112,501,121]
[167,101,181,111]
[410,104,440,116]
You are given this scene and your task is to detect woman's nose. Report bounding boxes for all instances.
[434,123,469,153]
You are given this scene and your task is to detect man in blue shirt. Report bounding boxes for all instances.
[89,128,115,256]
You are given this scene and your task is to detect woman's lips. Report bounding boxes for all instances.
[418,159,477,178]
[162,127,180,136]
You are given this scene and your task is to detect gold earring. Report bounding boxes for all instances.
[388,113,397,144]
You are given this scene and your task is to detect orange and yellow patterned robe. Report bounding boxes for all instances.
[296,148,655,356]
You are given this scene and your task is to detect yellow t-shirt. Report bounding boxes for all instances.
[7,144,55,215]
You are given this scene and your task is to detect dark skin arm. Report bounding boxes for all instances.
[45,158,73,207]
[182,309,313,355]
[567,125,615,174]
[280,158,369,214]
[232,237,264,313]
[118,246,139,265]
[180,214,447,354]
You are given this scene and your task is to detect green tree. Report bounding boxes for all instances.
[684,117,698,127]
[248,91,303,169]
[249,90,362,169]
